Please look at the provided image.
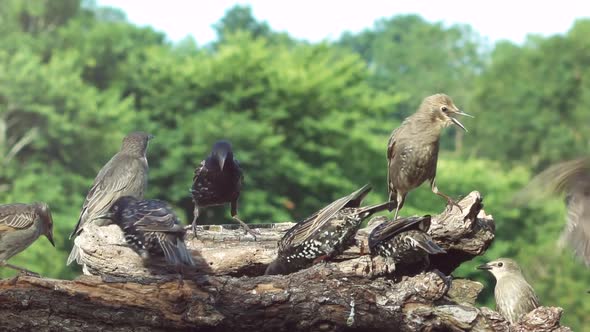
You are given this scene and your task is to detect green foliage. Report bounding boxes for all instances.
[0,1,588,329]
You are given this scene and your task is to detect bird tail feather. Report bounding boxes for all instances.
[408,234,446,255]
[66,244,81,266]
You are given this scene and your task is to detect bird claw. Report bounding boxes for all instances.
[446,198,463,213]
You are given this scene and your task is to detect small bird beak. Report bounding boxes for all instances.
[449,109,473,132]
[45,230,55,247]
[217,152,227,171]
[477,263,491,270]
[93,213,113,221]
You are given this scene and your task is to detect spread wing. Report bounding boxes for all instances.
[71,155,147,238]
[278,184,371,252]
[368,216,430,252]
[0,204,36,231]
[131,201,182,233]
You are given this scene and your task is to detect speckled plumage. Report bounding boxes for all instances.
[266,185,390,275]
[191,141,255,237]
[105,196,194,267]
[368,215,444,271]
[67,131,152,266]
[0,202,54,274]
[387,94,470,220]
[478,258,539,324]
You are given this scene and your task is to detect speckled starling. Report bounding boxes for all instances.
[368,215,445,271]
[98,196,195,267]
[515,157,590,266]
[265,184,390,275]
[387,94,472,220]
[191,140,256,238]
[67,131,153,266]
[0,202,54,275]
[478,258,539,324]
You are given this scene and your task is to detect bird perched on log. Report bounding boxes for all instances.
[0,202,55,276]
[478,258,539,324]
[67,131,153,266]
[387,93,472,220]
[97,196,195,268]
[368,215,445,273]
[265,184,390,275]
[514,157,590,267]
[191,140,256,238]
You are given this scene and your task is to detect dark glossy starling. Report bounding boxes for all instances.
[191,140,256,237]
[387,94,472,220]
[98,196,195,267]
[368,215,445,271]
[478,258,539,324]
[515,157,590,266]
[67,131,153,266]
[0,202,55,275]
[265,184,391,275]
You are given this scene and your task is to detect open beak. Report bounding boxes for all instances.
[477,263,491,270]
[449,110,472,132]
[93,212,113,221]
[217,152,227,171]
[45,230,55,247]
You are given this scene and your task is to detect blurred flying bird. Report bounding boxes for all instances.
[368,215,445,272]
[478,258,539,324]
[98,196,194,268]
[387,93,472,220]
[0,202,55,276]
[191,140,257,238]
[67,131,153,266]
[514,157,590,267]
[265,184,390,275]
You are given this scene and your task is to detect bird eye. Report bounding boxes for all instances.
[497,262,503,267]
[441,106,448,112]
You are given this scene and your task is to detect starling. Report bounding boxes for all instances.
[478,258,539,324]
[191,140,256,237]
[515,157,590,266]
[265,184,390,275]
[98,196,195,268]
[0,202,55,275]
[368,215,445,271]
[387,94,472,220]
[67,131,153,266]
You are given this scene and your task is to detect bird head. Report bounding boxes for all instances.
[420,94,473,132]
[34,202,55,247]
[121,131,154,156]
[477,258,523,279]
[95,196,139,224]
[211,140,234,171]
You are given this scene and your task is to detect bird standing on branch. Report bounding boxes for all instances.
[478,258,539,324]
[266,184,391,275]
[387,93,472,220]
[0,202,55,276]
[191,140,257,238]
[67,132,153,266]
[368,215,445,272]
[515,157,590,267]
[97,196,195,268]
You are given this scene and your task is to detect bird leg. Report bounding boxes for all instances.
[230,200,260,239]
[1,262,40,277]
[431,180,462,213]
[191,206,200,239]
[176,265,185,290]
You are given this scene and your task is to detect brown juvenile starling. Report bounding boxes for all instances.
[368,215,445,272]
[478,258,539,324]
[67,131,153,266]
[98,196,194,268]
[387,93,472,220]
[265,184,391,275]
[0,202,55,275]
[191,140,256,238]
[515,157,590,266]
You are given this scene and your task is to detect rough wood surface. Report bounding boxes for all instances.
[0,191,571,331]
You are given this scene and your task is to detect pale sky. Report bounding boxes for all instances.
[97,1,588,45]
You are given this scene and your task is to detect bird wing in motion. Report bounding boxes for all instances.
[368,216,431,252]
[279,184,371,252]
[0,204,35,231]
[130,201,181,233]
[71,156,145,238]
[515,158,590,266]
[155,233,195,266]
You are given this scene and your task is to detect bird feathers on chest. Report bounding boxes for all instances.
[192,161,242,205]
[0,219,42,261]
[495,276,539,323]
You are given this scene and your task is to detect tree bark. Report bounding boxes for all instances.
[0,191,570,331]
